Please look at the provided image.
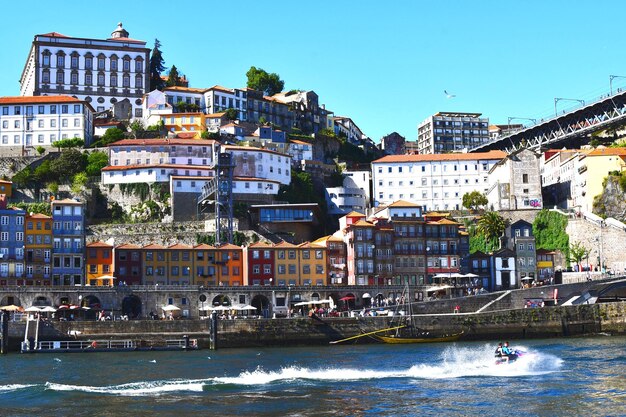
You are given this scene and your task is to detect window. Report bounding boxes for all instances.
[522,173,529,183]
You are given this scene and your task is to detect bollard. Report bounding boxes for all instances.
[209,311,218,350]
[0,311,8,354]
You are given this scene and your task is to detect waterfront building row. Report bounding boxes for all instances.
[0,198,84,287]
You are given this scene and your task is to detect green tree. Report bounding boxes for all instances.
[166,65,185,87]
[33,160,52,183]
[246,66,284,96]
[462,191,488,211]
[35,146,45,155]
[11,167,33,188]
[47,182,59,197]
[476,211,508,248]
[49,149,87,182]
[100,127,126,146]
[52,137,85,151]
[532,209,569,254]
[149,38,166,91]
[568,241,589,270]
[71,172,88,195]
[85,151,109,177]
[129,120,145,139]
[279,170,316,204]
[224,108,238,120]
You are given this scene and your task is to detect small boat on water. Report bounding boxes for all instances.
[331,285,464,345]
[374,332,463,344]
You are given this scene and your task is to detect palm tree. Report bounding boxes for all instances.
[476,212,508,250]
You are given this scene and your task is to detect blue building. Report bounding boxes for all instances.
[51,199,85,286]
[0,198,25,285]
[506,219,537,286]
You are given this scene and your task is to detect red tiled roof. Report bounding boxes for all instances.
[587,147,626,157]
[194,243,216,250]
[108,138,215,147]
[168,243,193,250]
[27,213,51,219]
[142,244,167,249]
[87,241,113,248]
[0,96,83,105]
[39,32,69,38]
[388,200,421,208]
[102,163,214,172]
[372,150,507,163]
[163,86,208,94]
[115,243,141,249]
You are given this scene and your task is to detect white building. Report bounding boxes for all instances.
[326,178,367,215]
[371,151,506,211]
[20,23,150,118]
[287,140,313,166]
[164,85,247,121]
[331,116,367,146]
[343,170,372,208]
[417,112,490,154]
[0,96,93,153]
[101,138,216,185]
[222,145,291,186]
[142,90,172,127]
[487,148,543,211]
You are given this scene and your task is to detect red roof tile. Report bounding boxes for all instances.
[373,150,507,163]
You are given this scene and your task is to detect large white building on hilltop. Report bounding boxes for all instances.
[371,151,506,211]
[417,112,490,154]
[20,23,150,118]
[0,96,93,154]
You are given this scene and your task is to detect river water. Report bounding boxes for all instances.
[0,336,624,416]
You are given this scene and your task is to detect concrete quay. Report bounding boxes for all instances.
[2,278,624,352]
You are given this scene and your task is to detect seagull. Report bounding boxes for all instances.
[444,90,456,99]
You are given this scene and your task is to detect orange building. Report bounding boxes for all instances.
[215,243,243,286]
[86,241,114,286]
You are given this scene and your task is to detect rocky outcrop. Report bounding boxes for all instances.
[593,175,626,222]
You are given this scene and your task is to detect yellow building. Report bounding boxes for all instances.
[298,242,327,286]
[578,147,626,212]
[24,213,52,285]
[193,243,217,286]
[143,244,168,285]
[161,112,206,138]
[166,243,194,285]
[273,241,299,286]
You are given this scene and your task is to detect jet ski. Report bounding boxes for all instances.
[495,349,525,365]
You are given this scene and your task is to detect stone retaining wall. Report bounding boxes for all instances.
[6,301,624,351]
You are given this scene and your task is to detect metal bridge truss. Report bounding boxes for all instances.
[470,91,626,153]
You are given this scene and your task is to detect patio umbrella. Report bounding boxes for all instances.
[25,306,43,312]
[464,273,479,278]
[0,305,23,312]
[210,305,230,311]
[240,305,257,311]
[339,296,355,301]
[41,306,57,312]
[162,304,180,311]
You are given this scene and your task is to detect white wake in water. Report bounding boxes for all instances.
[42,344,562,396]
[45,379,206,396]
[0,384,37,393]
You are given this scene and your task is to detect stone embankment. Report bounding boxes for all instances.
[6,301,624,351]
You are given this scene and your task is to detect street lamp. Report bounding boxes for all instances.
[554,98,585,116]
[609,75,626,95]
[507,117,537,129]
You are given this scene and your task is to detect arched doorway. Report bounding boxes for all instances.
[374,293,385,307]
[122,295,142,319]
[0,295,21,307]
[311,292,320,301]
[339,293,356,311]
[212,295,231,306]
[33,296,52,307]
[81,295,101,309]
[251,294,270,318]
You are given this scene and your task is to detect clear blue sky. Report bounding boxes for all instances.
[3,0,626,143]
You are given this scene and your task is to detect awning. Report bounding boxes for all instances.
[339,296,355,301]
[161,304,180,311]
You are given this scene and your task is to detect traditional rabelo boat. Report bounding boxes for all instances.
[330,286,463,345]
